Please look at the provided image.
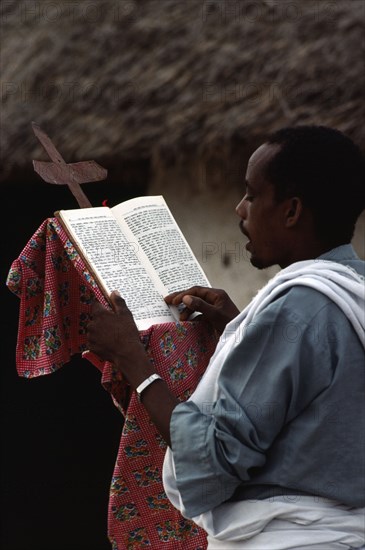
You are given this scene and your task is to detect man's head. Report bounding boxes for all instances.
[236,125,365,269]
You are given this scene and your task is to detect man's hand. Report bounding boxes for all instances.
[87,291,146,372]
[87,290,178,447]
[165,286,240,334]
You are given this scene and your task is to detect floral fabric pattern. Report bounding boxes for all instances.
[6,217,218,549]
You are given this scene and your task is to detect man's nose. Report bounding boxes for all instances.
[236,197,247,219]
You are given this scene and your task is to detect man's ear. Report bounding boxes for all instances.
[284,197,303,228]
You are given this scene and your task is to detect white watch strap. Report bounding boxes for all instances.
[136,373,162,402]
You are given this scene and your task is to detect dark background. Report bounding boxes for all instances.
[1,176,143,550]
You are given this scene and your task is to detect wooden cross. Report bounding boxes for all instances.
[32,122,107,208]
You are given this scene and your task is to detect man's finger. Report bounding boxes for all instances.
[164,290,189,304]
[166,287,222,307]
[109,290,130,315]
[182,295,214,317]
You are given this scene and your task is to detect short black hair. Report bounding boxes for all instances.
[265,125,365,247]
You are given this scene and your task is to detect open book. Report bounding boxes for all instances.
[55,196,210,330]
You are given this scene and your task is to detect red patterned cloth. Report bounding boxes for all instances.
[6,218,218,550]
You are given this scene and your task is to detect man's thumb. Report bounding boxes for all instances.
[110,290,125,313]
[182,295,210,314]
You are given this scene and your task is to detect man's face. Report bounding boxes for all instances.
[236,143,291,269]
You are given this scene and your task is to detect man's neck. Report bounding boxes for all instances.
[279,240,337,269]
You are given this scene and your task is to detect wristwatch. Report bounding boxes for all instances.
[135,373,163,403]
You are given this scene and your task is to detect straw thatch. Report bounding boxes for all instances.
[1,0,364,183]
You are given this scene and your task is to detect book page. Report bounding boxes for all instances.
[111,196,210,295]
[56,207,175,330]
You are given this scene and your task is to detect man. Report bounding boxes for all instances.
[87,126,365,549]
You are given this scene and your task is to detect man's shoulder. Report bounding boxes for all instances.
[269,246,365,322]
[319,244,365,277]
[271,284,336,322]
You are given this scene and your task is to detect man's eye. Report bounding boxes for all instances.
[245,195,254,202]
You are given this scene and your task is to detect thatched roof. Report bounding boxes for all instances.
[1,0,364,182]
